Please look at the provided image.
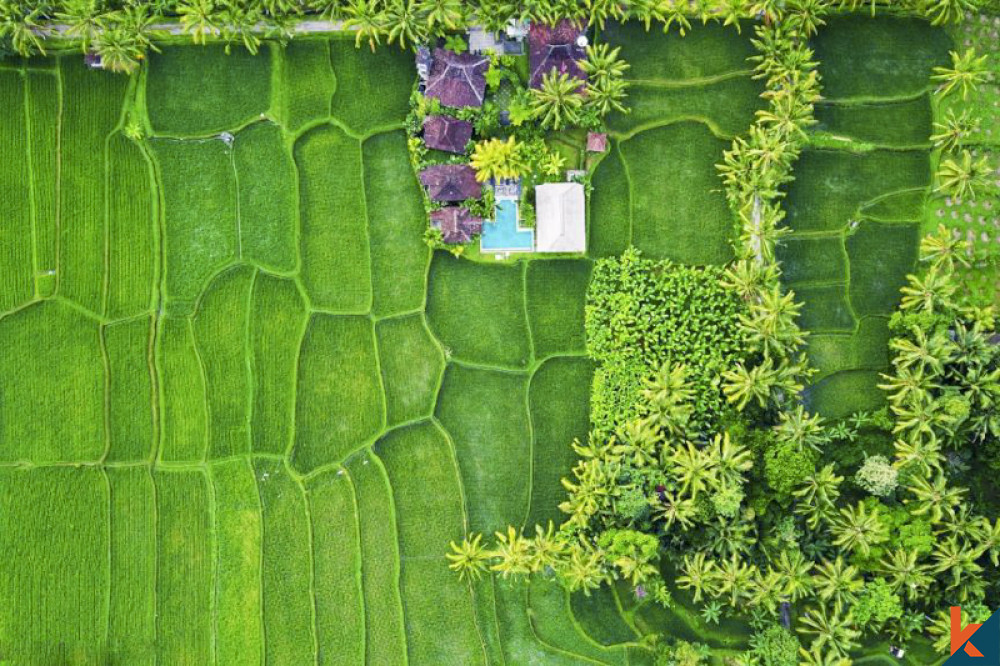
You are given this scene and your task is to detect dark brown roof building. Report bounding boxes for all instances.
[529,21,587,89]
[423,115,474,154]
[431,206,483,244]
[419,164,483,202]
[425,48,490,108]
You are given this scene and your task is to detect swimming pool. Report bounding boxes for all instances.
[481,198,534,252]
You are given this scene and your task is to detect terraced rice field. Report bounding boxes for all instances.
[0,17,957,663]
[780,16,953,418]
[0,38,733,664]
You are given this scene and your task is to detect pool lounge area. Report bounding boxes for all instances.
[481,197,534,252]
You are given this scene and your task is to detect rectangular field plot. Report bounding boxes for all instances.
[814,97,934,147]
[155,469,214,665]
[107,467,156,664]
[0,70,36,312]
[306,469,365,665]
[345,452,408,666]
[0,468,108,663]
[620,122,735,265]
[846,221,919,317]
[526,259,592,358]
[254,458,317,664]
[0,301,105,462]
[589,149,632,257]
[375,423,485,666]
[279,39,335,131]
[152,138,239,313]
[329,39,413,134]
[811,16,952,100]
[105,316,155,461]
[157,315,208,462]
[210,458,263,664]
[294,124,372,311]
[25,71,59,283]
[146,44,272,135]
[376,314,444,426]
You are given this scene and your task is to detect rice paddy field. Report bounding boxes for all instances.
[0,17,957,665]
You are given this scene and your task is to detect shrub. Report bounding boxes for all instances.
[855,455,898,497]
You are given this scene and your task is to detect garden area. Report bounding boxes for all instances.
[0,0,999,664]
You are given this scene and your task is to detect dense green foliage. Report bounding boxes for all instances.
[586,250,748,438]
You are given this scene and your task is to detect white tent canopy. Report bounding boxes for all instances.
[535,182,586,253]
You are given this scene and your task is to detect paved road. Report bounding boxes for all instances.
[39,18,354,38]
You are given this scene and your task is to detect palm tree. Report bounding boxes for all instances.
[585,75,630,117]
[925,0,974,25]
[786,0,827,37]
[56,0,103,53]
[0,5,46,56]
[491,526,533,579]
[722,259,779,302]
[888,326,954,374]
[772,549,814,603]
[710,432,754,485]
[723,358,778,411]
[799,606,861,658]
[878,548,931,601]
[892,435,943,475]
[798,645,852,666]
[936,150,992,200]
[670,441,715,499]
[716,555,755,608]
[904,472,966,524]
[774,404,826,452]
[447,533,492,581]
[343,0,385,51]
[653,489,697,530]
[584,0,627,29]
[178,0,219,45]
[641,363,693,437]
[470,137,528,182]
[932,49,990,100]
[382,0,426,49]
[557,541,606,595]
[92,24,146,73]
[898,265,958,315]
[794,464,843,528]
[878,365,937,410]
[744,285,806,359]
[932,536,984,597]
[676,551,718,603]
[530,70,584,130]
[812,557,862,611]
[931,109,980,153]
[756,89,816,140]
[661,3,692,35]
[614,419,659,468]
[417,0,463,34]
[830,501,888,557]
[218,3,263,55]
[528,521,566,573]
[748,567,784,613]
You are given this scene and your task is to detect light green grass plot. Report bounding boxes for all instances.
[105,316,155,462]
[0,71,34,313]
[157,315,208,462]
[376,314,444,426]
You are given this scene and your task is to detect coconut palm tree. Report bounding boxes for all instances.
[888,326,954,374]
[418,0,463,34]
[661,3,692,35]
[557,541,606,595]
[92,23,146,73]
[799,606,861,658]
[711,432,754,484]
[0,4,46,56]
[748,567,784,613]
[382,0,426,49]
[744,285,806,359]
[670,441,715,499]
[490,526,532,579]
[905,473,966,525]
[343,0,385,51]
[931,109,980,154]
[723,358,778,411]
[878,365,937,409]
[898,265,958,315]
[812,557,862,611]
[830,501,888,557]
[677,551,718,603]
[722,259,780,302]
[925,0,975,25]
[794,465,843,529]
[177,0,219,45]
[716,555,755,608]
[936,150,992,200]
[892,434,944,475]
[56,0,103,53]
[921,223,973,271]
[584,0,627,29]
[756,89,816,140]
[786,0,827,37]
[614,419,660,468]
[470,137,528,182]
[447,532,492,581]
[528,521,566,573]
[218,3,262,55]
[772,549,814,603]
[932,49,990,100]
[530,70,584,130]
[774,404,826,452]
[878,548,931,601]
[932,536,984,596]
[798,645,852,666]
[653,489,698,530]
[641,363,693,437]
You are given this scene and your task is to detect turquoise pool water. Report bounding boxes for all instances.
[481,198,534,251]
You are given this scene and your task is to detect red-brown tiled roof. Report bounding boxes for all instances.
[425,49,490,108]
[529,21,587,89]
[430,206,483,244]
[423,115,474,154]
[587,132,608,153]
[419,164,482,202]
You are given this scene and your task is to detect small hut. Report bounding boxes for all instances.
[419,164,482,202]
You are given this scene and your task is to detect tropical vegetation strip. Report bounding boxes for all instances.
[0,1,997,665]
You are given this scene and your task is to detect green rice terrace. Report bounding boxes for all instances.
[0,1,999,664]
